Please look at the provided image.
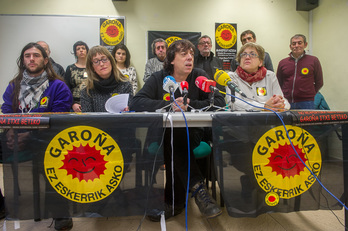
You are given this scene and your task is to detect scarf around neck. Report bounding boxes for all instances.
[93,73,118,93]
[18,70,49,112]
[236,66,267,84]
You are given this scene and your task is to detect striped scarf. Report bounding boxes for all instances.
[18,70,49,113]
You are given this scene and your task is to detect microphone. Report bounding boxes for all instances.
[214,70,247,97]
[163,76,178,102]
[180,81,189,105]
[195,76,218,93]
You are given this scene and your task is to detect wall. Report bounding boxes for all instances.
[312,0,348,110]
[1,0,327,107]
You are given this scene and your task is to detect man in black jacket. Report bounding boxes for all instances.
[130,39,224,221]
[194,35,224,90]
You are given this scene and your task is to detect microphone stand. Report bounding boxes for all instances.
[155,90,177,113]
[199,87,226,112]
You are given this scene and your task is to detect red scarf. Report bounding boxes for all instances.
[236,66,267,84]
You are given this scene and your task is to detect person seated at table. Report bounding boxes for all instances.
[226,42,290,111]
[1,42,73,231]
[130,39,225,221]
[80,45,133,112]
[223,42,290,203]
[112,44,138,95]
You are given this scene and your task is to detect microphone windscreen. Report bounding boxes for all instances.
[180,81,189,90]
[194,76,208,89]
[214,70,230,86]
[195,76,216,93]
[163,76,178,93]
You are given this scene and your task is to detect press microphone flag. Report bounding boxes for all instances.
[163,76,178,103]
[214,70,247,97]
[195,76,217,93]
[180,81,189,94]
[163,76,178,93]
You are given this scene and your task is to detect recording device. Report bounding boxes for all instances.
[180,81,189,105]
[163,76,178,102]
[195,76,218,93]
[214,70,247,97]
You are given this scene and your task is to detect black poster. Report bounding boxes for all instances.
[215,23,238,71]
[147,31,201,59]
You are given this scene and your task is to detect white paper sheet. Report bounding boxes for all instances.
[105,94,129,113]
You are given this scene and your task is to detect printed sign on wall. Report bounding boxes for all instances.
[215,23,238,70]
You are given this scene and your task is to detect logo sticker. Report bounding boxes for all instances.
[301,68,309,75]
[163,93,170,101]
[265,192,279,206]
[40,96,49,108]
[100,19,124,46]
[45,126,124,203]
[215,23,237,49]
[253,125,321,200]
[256,87,267,96]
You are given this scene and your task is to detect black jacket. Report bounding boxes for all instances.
[130,68,225,112]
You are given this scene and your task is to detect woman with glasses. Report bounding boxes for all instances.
[64,41,89,112]
[226,42,290,111]
[80,45,133,112]
[111,44,138,95]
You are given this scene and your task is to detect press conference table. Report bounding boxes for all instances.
[1,110,348,224]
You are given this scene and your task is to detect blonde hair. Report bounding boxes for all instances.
[85,45,128,94]
[236,42,265,64]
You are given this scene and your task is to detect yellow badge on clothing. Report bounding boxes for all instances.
[40,96,49,108]
[163,93,170,101]
[256,87,267,96]
[301,68,309,75]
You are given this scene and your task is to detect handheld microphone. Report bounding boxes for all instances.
[180,81,189,105]
[163,76,178,102]
[214,70,247,97]
[195,76,218,93]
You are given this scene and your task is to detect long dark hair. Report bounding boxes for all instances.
[10,42,62,112]
[111,44,131,68]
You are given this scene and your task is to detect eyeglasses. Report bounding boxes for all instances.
[92,58,109,66]
[198,41,211,45]
[240,53,259,58]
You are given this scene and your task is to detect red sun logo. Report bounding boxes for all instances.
[265,144,307,178]
[106,25,119,37]
[221,30,232,41]
[59,144,108,182]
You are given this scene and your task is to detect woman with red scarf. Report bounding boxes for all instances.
[226,43,290,111]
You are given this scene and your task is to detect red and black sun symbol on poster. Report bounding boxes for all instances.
[252,125,322,202]
[45,126,124,203]
[100,19,124,46]
[215,23,237,49]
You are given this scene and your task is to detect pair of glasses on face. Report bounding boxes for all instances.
[240,53,259,58]
[199,41,211,45]
[92,58,109,66]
